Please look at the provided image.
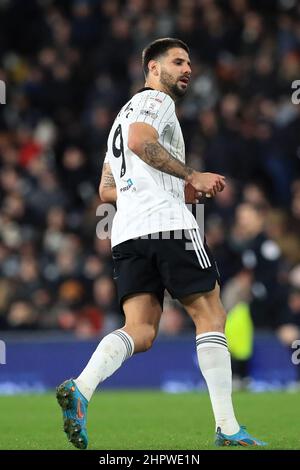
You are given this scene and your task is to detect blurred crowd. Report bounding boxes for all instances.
[0,0,300,363]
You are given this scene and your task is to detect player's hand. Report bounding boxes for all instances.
[184,182,202,203]
[187,172,225,198]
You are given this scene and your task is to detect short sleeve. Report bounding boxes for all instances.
[131,91,175,136]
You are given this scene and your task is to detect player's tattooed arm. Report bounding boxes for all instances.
[142,141,194,180]
[128,122,226,196]
[141,141,226,196]
[142,141,203,201]
[99,162,117,202]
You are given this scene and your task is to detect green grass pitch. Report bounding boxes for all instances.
[0,391,299,450]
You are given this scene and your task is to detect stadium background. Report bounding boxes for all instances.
[0,0,300,395]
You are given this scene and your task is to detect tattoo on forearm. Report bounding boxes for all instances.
[102,164,116,188]
[142,141,194,179]
[103,174,115,188]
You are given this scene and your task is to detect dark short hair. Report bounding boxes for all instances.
[142,38,190,77]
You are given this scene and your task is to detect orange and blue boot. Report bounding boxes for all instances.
[56,379,88,450]
[215,425,267,447]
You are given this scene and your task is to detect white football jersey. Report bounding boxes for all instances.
[105,87,198,247]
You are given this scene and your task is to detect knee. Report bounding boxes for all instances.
[124,323,158,353]
[212,309,227,331]
[139,324,157,352]
[189,306,227,332]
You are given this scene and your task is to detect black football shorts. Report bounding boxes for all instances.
[112,228,220,312]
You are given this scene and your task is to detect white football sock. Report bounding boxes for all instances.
[74,329,134,401]
[196,331,240,435]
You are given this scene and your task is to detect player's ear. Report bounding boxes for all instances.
[148,59,159,77]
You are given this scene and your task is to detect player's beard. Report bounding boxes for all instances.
[160,69,187,99]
